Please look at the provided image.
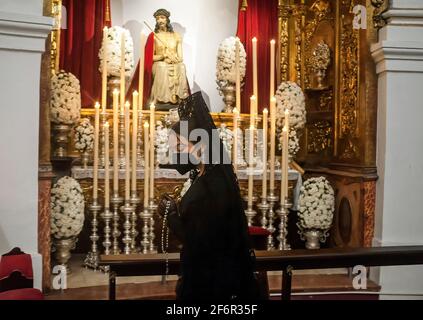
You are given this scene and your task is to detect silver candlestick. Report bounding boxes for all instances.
[243,195,258,226]
[139,205,153,254]
[110,193,123,255]
[136,110,145,166]
[121,202,134,254]
[130,193,141,253]
[118,112,125,168]
[100,111,108,168]
[148,199,158,253]
[257,198,270,230]
[266,192,279,250]
[276,197,291,250]
[101,208,113,255]
[84,200,102,269]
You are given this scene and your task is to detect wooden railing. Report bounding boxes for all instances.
[99,246,423,300]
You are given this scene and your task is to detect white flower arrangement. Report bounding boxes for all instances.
[74,118,94,152]
[98,26,134,78]
[51,70,81,125]
[275,81,306,131]
[51,176,85,239]
[298,177,335,230]
[216,36,247,92]
[155,121,170,164]
[278,129,300,159]
[217,123,233,154]
[310,41,331,72]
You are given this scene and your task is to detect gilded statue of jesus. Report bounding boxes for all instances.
[151,9,189,105]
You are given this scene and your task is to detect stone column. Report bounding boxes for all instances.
[371,0,423,299]
[0,1,53,290]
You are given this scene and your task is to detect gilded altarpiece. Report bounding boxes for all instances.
[277,0,380,247]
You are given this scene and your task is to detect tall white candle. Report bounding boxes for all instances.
[262,108,268,199]
[252,37,258,105]
[143,122,150,207]
[102,27,108,113]
[269,96,276,192]
[149,103,155,200]
[104,122,110,208]
[270,39,275,100]
[131,91,138,193]
[250,95,256,127]
[281,126,288,206]
[93,102,100,200]
[124,101,130,201]
[283,109,290,201]
[233,108,239,172]
[248,124,254,208]
[139,32,147,109]
[235,38,241,111]
[112,89,119,194]
[120,32,126,115]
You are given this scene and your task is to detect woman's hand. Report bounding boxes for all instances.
[157,193,178,218]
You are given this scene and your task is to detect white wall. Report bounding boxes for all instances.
[371,0,423,299]
[111,0,238,111]
[0,1,52,290]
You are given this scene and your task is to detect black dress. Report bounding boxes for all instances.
[167,165,259,300]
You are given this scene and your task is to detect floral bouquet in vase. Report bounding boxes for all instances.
[74,118,94,168]
[297,176,335,249]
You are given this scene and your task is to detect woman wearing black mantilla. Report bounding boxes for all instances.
[157,91,261,301]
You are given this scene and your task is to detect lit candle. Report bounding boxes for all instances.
[93,102,100,200]
[131,91,139,193]
[262,108,268,199]
[250,95,256,127]
[235,38,241,111]
[149,103,155,200]
[101,27,108,113]
[281,125,288,206]
[104,122,110,208]
[270,39,275,100]
[139,32,147,109]
[233,108,239,172]
[252,37,258,107]
[248,124,254,208]
[124,101,131,201]
[269,96,276,192]
[112,89,119,194]
[143,122,150,207]
[120,32,126,116]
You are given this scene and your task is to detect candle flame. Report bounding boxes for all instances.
[104,121,110,128]
[270,39,275,44]
[133,90,139,96]
[263,108,268,113]
[284,109,290,115]
[125,101,130,108]
[252,37,257,42]
[271,96,276,102]
[150,103,155,110]
[283,126,288,132]
[94,102,100,109]
[144,122,149,128]
[103,26,108,32]
[113,89,119,95]
[233,108,238,114]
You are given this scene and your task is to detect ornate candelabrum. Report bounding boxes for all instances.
[130,193,141,253]
[243,195,258,227]
[52,124,72,158]
[110,193,123,255]
[121,202,133,254]
[101,208,113,255]
[266,192,279,250]
[139,205,153,254]
[257,197,270,231]
[136,110,145,166]
[276,197,292,250]
[100,111,108,168]
[148,199,158,253]
[119,112,125,168]
[84,200,102,269]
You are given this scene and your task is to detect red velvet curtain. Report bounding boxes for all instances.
[236,0,278,113]
[59,0,111,107]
